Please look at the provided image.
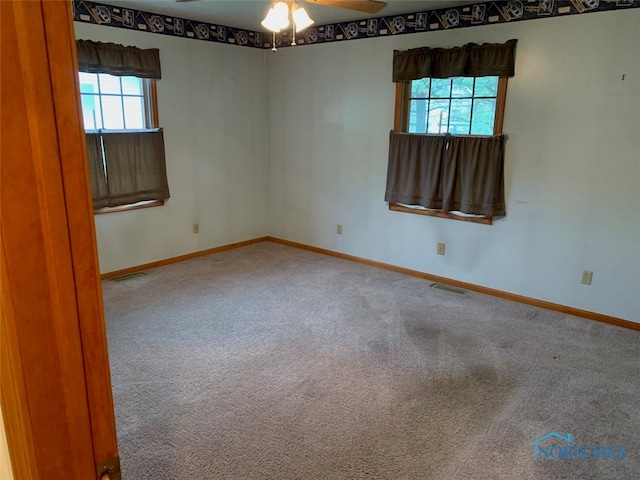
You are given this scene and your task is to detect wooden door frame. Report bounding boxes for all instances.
[1,1,118,478]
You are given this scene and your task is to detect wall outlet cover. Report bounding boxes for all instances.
[581,270,593,285]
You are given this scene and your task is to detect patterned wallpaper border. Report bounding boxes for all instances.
[73,0,640,50]
[73,0,266,48]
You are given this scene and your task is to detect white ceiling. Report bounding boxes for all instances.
[102,0,474,32]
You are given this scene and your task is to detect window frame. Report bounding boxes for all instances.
[80,75,163,214]
[390,77,509,225]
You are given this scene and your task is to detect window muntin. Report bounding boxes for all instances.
[79,72,151,130]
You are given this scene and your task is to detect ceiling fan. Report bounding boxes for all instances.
[176,0,387,15]
[303,0,387,14]
[175,0,388,50]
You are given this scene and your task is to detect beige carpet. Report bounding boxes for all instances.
[102,242,640,479]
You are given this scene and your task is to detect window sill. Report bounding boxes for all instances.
[388,203,493,225]
[94,199,164,215]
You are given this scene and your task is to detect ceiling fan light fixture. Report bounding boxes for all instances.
[261,1,290,32]
[261,7,278,31]
[292,4,314,32]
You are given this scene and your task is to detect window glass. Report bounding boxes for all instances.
[451,77,474,98]
[79,72,98,94]
[410,78,430,98]
[78,72,149,131]
[427,99,449,134]
[123,97,145,129]
[470,98,497,135]
[449,99,472,134]
[405,76,500,135]
[429,78,451,98]
[98,73,121,95]
[474,76,499,97]
[101,96,125,130]
[80,94,102,130]
[121,76,143,95]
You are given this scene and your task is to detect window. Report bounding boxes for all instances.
[387,40,517,224]
[76,40,169,214]
[79,72,156,131]
[396,76,508,136]
[390,76,509,225]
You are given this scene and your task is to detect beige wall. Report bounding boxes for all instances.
[74,10,640,322]
[74,23,268,274]
[266,11,640,322]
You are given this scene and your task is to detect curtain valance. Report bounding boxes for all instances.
[76,40,161,79]
[393,39,517,82]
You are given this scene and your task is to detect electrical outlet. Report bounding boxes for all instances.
[581,270,593,285]
[437,242,446,255]
[192,223,199,234]
[337,224,343,235]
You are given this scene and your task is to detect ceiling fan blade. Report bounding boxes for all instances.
[307,0,388,14]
